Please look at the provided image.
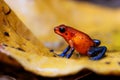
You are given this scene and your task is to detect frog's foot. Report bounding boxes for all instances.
[52,45,75,58]
[88,46,107,60]
[52,46,70,57]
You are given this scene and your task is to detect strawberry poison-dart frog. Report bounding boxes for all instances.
[54,24,107,60]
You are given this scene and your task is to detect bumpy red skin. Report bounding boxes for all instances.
[54,25,95,55]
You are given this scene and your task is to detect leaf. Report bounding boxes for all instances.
[2,46,120,77]
[0,0,52,65]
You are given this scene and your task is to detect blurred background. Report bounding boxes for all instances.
[5,0,120,51]
[1,0,120,80]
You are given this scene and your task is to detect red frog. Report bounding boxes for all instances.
[54,24,107,60]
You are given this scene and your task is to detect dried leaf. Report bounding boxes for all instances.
[1,46,120,77]
[0,0,52,65]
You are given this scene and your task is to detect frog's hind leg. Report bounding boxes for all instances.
[88,46,107,60]
[93,39,101,47]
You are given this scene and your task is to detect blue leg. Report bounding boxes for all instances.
[87,47,96,57]
[93,39,101,47]
[88,46,107,60]
[58,46,70,57]
[66,47,74,58]
[88,39,101,56]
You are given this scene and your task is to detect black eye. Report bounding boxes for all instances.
[59,27,65,33]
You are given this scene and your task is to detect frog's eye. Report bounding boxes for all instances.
[59,27,66,33]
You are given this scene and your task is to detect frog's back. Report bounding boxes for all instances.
[71,30,94,55]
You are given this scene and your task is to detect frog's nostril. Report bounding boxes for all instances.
[54,27,58,32]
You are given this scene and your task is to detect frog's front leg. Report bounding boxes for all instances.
[87,46,107,60]
[65,47,74,58]
[58,45,70,57]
